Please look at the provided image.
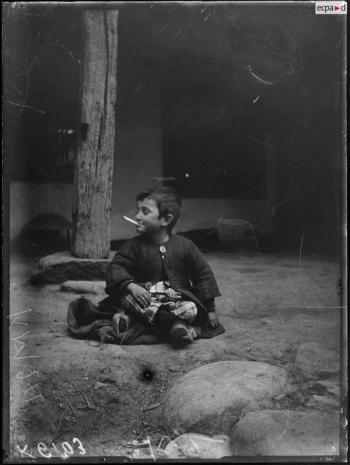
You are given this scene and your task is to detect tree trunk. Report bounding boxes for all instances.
[72,10,118,258]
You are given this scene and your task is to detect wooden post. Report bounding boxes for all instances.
[72,10,118,258]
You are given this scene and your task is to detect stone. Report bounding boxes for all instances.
[60,280,106,295]
[31,251,115,284]
[162,361,289,436]
[230,410,339,456]
[163,433,233,459]
[306,395,339,411]
[294,343,339,379]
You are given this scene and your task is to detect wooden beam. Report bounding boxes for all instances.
[72,10,118,258]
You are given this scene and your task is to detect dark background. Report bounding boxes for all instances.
[3,2,346,255]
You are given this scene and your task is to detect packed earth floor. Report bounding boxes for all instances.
[8,249,343,459]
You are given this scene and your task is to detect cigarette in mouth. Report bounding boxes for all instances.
[123,215,138,225]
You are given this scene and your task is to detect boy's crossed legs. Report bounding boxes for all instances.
[119,281,199,346]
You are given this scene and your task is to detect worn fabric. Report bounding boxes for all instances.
[67,296,113,338]
[103,234,221,318]
[121,281,197,325]
[67,296,159,344]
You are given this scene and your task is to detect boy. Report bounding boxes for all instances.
[104,187,223,347]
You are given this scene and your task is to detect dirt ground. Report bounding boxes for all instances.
[7,250,342,460]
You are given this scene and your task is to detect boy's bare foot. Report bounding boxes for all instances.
[170,322,196,347]
[98,326,116,343]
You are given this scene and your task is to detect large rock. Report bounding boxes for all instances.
[230,410,339,455]
[31,251,115,284]
[162,361,288,436]
[295,343,339,379]
[60,280,106,295]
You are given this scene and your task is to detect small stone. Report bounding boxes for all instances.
[163,433,233,459]
[306,395,339,411]
[168,366,179,372]
[94,382,107,390]
[315,381,340,397]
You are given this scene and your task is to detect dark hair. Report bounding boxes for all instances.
[136,187,182,230]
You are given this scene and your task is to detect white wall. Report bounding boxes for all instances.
[10,179,271,242]
[10,182,73,240]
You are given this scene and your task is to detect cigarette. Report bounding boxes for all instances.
[123,215,138,225]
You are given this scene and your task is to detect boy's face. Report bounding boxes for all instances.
[135,198,168,235]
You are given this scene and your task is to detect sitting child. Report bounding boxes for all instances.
[103,186,223,347]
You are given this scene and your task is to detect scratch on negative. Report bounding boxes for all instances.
[278,411,315,441]
[247,65,274,86]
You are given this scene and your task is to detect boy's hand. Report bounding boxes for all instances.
[127,283,151,308]
[208,312,219,328]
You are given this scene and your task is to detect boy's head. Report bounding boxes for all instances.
[135,187,182,235]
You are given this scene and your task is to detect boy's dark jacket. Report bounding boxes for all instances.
[100,234,221,315]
